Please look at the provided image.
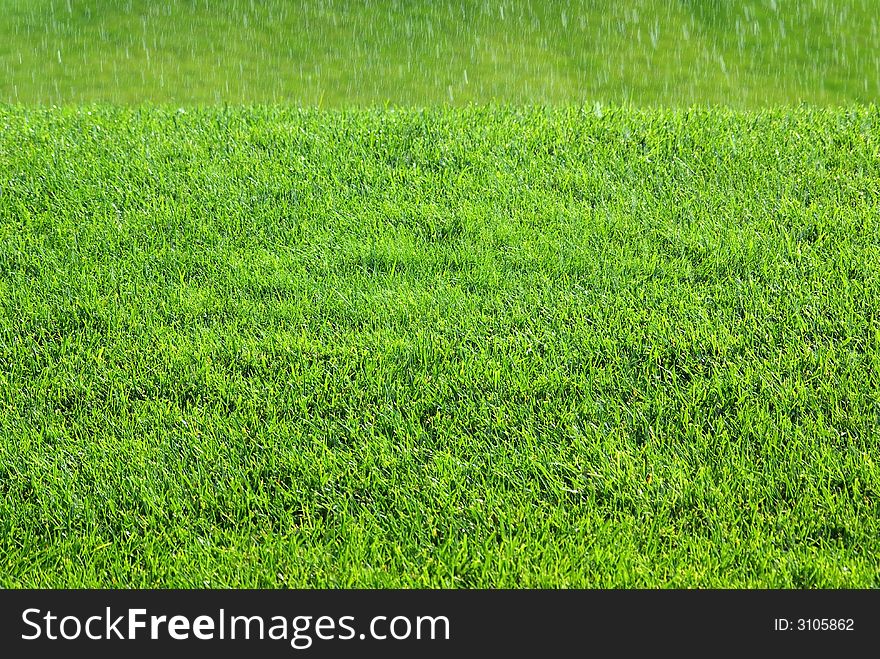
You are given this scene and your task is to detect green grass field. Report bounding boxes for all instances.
[1,106,879,587]
[2,0,880,589]
[2,0,880,106]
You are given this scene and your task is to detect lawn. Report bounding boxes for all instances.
[2,0,879,106]
[1,105,878,587]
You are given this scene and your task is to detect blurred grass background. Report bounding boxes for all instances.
[1,0,878,106]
